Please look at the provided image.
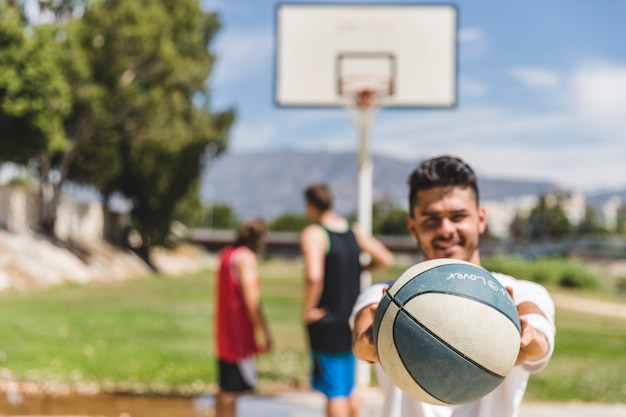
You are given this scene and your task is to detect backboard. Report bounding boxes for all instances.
[275,3,457,108]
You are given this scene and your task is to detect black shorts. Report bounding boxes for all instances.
[218,358,256,393]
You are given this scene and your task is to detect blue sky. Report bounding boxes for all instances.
[205,0,626,192]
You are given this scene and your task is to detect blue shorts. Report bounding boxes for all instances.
[311,351,356,399]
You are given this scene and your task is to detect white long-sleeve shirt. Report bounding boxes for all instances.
[351,272,556,417]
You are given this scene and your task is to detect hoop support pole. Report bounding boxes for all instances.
[355,106,374,388]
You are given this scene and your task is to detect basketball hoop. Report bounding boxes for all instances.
[339,74,394,112]
[338,74,393,170]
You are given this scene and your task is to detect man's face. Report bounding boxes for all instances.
[407,185,486,264]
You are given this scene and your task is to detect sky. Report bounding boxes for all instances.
[205,0,626,193]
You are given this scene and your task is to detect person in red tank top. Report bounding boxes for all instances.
[214,219,273,417]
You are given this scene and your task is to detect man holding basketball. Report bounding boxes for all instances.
[351,155,555,417]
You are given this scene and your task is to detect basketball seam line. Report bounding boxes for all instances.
[431,289,523,336]
[391,267,522,335]
[403,289,523,334]
[389,293,507,381]
[385,294,444,404]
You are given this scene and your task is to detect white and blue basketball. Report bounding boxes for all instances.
[372,258,521,405]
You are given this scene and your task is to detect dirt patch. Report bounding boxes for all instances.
[552,293,626,320]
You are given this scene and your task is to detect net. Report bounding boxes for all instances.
[339,74,394,111]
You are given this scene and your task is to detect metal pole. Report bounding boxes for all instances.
[357,109,373,235]
[356,107,373,387]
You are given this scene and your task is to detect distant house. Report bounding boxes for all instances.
[0,185,129,245]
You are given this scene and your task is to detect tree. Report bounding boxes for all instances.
[173,180,205,229]
[576,207,609,236]
[372,198,410,236]
[617,206,626,235]
[205,204,239,230]
[509,211,529,241]
[0,3,72,233]
[62,0,234,264]
[269,212,310,232]
[526,194,572,241]
[3,1,234,256]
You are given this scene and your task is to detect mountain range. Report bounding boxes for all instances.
[201,150,604,221]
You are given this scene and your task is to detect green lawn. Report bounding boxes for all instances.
[0,273,217,395]
[526,308,626,402]
[0,257,624,402]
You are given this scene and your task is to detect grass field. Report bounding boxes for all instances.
[0,257,624,403]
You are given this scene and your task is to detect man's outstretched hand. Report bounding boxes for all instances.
[352,303,380,364]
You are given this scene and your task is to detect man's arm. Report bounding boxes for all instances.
[300,225,328,324]
[352,303,379,363]
[352,224,395,272]
[350,282,388,363]
[507,283,556,370]
[238,250,272,353]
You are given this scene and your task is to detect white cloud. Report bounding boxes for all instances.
[459,141,626,192]
[231,89,626,191]
[569,61,626,122]
[202,0,223,11]
[364,101,625,191]
[298,130,356,153]
[230,119,278,152]
[510,67,559,89]
[370,108,570,160]
[230,108,352,153]
[213,29,274,85]
[459,78,487,97]
[282,110,349,129]
[458,27,484,44]
[203,0,252,15]
[458,27,488,61]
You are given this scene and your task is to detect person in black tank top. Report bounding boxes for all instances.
[301,184,394,417]
[307,225,361,353]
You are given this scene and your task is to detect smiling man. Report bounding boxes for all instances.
[351,155,556,417]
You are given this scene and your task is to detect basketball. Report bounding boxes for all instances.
[372,258,521,405]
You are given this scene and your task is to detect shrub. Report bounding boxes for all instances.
[558,261,603,289]
[482,255,603,290]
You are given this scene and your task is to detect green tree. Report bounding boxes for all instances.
[269,212,310,232]
[527,194,572,241]
[617,207,626,235]
[62,0,234,264]
[509,211,529,242]
[0,3,72,233]
[205,203,240,230]
[372,198,409,236]
[172,179,204,229]
[576,206,609,236]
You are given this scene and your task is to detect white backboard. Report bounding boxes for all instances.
[275,3,458,108]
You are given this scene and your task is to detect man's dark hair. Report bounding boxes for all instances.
[234,218,266,254]
[408,155,479,213]
[304,183,333,212]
